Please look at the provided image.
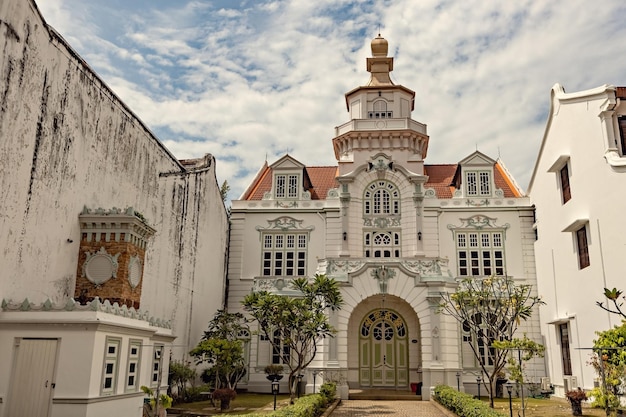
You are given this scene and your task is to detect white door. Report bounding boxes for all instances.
[7,338,59,417]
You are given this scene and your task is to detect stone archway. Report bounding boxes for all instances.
[347,295,421,389]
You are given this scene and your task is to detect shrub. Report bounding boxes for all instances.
[244,392,331,417]
[433,385,506,417]
[318,382,336,405]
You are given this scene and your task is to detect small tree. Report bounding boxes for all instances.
[588,321,626,414]
[190,310,249,391]
[438,275,544,408]
[493,333,545,414]
[242,274,343,404]
[168,360,197,403]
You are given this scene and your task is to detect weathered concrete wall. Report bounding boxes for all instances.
[0,0,228,358]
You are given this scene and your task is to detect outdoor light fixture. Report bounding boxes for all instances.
[343,232,347,241]
[456,371,461,391]
[418,231,422,240]
[297,373,304,398]
[271,379,280,410]
[505,383,513,417]
[476,376,482,400]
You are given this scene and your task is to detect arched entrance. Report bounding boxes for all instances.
[359,308,409,387]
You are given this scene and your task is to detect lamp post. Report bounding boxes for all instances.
[312,370,319,393]
[505,383,513,417]
[297,373,304,398]
[271,379,280,410]
[476,376,482,400]
[456,371,461,391]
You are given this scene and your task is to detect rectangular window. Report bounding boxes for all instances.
[152,345,163,387]
[261,233,308,276]
[619,116,626,155]
[559,323,572,376]
[288,175,298,198]
[456,231,505,276]
[466,172,477,196]
[102,338,121,395]
[479,172,490,195]
[576,226,590,269]
[560,164,571,203]
[275,175,286,198]
[272,330,290,365]
[126,340,141,391]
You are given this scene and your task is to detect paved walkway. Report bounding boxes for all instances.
[329,400,451,416]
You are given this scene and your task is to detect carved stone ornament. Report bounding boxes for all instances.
[255,216,315,232]
[371,265,396,294]
[367,154,394,173]
[82,247,120,286]
[447,215,510,232]
[363,216,401,228]
[128,256,143,288]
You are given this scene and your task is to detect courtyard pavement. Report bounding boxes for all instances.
[329,400,453,416]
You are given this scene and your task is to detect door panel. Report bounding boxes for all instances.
[7,338,58,417]
[359,309,408,388]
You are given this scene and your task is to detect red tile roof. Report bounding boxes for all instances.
[242,162,521,200]
[616,87,626,99]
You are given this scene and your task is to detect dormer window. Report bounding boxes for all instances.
[275,174,299,199]
[466,171,491,196]
[368,100,392,119]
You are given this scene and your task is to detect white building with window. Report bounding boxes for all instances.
[528,84,626,396]
[228,35,545,399]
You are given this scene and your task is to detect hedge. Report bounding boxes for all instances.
[433,384,507,417]
[244,382,336,417]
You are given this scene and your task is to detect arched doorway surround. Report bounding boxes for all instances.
[347,294,421,389]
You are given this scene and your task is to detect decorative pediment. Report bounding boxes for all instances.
[255,216,315,232]
[458,151,496,167]
[269,154,305,170]
[447,215,510,231]
[367,153,394,173]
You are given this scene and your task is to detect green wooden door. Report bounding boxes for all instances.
[359,309,409,387]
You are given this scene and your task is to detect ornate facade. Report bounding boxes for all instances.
[228,35,545,399]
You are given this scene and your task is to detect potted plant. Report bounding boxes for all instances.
[141,385,173,417]
[212,388,237,411]
[264,364,284,381]
[565,388,587,416]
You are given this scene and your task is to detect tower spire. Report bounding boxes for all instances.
[367,34,394,86]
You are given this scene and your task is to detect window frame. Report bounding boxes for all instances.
[275,174,299,199]
[559,323,573,376]
[618,116,626,156]
[576,225,590,269]
[125,339,142,392]
[261,232,308,277]
[465,171,491,197]
[364,231,401,258]
[560,163,571,204]
[101,337,121,395]
[151,345,164,388]
[461,312,506,369]
[364,180,400,216]
[456,230,505,277]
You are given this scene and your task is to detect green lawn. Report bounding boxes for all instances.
[490,396,611,417]
[172,393,292,415]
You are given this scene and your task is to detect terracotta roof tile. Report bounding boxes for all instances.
[243,162,521,200]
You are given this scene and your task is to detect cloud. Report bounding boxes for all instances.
[36,0,626,201]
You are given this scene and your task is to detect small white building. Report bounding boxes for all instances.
[228,35,545,399]
[529,84,626,396]
[0,1,229,416]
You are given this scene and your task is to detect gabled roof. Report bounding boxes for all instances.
[241,164,339,201]
[241,160,522,200]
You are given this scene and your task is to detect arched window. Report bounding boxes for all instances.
[364,181,400,215]
[364,231,400,258]
[368,100,393,118]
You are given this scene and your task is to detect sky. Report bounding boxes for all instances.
[37,0,626,201]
